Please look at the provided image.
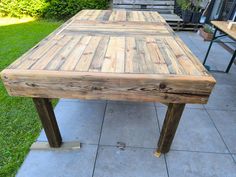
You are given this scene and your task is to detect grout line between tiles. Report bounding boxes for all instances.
[203,105,236,112]
[98,144,155,150]
[170,148,231,155]
[204,107,236,162]
[154,103,170,177]
[163,154,170,177]
[91,101,107,177]
[232,154,236,164]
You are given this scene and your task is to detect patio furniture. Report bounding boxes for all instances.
[203,21,236,73]
[1,10,216,156]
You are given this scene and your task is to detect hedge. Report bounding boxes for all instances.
[0,0,47,18]
[0,0,109,20]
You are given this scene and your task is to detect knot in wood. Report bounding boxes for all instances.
[159,83,166,89]
[91,86,102,91]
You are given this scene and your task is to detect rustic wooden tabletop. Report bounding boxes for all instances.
[0,10,216,154]
[1,10,215,104]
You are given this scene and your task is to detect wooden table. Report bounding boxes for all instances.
[1,10,216,156]
[203,21,236,73]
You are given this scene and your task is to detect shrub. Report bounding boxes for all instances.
[0,0,109,20]
[43,0,81,20]
[44,0,108,20]
[0,0,48,18]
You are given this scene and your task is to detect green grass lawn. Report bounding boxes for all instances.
[0,19,62,177]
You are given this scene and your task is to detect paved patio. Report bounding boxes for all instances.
[16,32,236,177]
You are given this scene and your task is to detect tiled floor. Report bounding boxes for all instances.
[16,32,236,177]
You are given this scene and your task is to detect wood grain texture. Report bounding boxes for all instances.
[33,98,62,147]
[1,10,216,104]
[211,21,236,40]
[157,103,185,153]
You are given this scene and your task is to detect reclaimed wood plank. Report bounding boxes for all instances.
[46,37,81,70]
[102,37,125,72]
[30,36,72,70]
[1,69,215,104]
[165,37,201,75]
[89,36,110,72]
[125,37,135,73]
[156,39,185,74]
[146,37,169,74]
[59,36,91,71]
[75,36,102,71]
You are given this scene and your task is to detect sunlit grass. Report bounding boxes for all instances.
[0,17,35,26]
[0,18,62,177]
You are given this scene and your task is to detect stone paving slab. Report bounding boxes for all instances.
[100,102,159,148]
[16,145,97,177]
[204,84,236,111]
[207,110,236,153]
[166,151,236,177]
[212,72,236,86]
[155,103,205,109]
[38,100,106,144]
[93,146,168,177]
[107,100,154,107]
[156,107,228,153]
[178,31,233,72]
[233,154,236,163]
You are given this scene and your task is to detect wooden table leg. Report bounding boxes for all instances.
[155,103,185,156]
[33,98,62,147]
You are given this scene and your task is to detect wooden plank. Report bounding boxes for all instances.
[46,37,81,70]
[146,37,169,74]
[96,10,112,21]
[174,37,210,76]
[109,10,127,21]
[31,141,81,150]
[59,36,91,71]
[125,37,135,73]
[211,21,236,41]
[75,36,102,71]
[33,98,62,147]
[156,103,185,153]
[1,69,215,104]
[89,36,110,72]
[14,35,64,70]
[89,10,102,20]
[165,37,201,75]
[102,37,125,72]
[30,36,72,70]
[113,0,175,5]
[149,11,166,23]
[136,37,154,73]
[64,21,171,37]
[155,39,185,74]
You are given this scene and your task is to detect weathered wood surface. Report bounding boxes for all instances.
[1,10,216,104]
[33,98,62,147]
[113,0,175,13]
[156,103,185,153]
[211,21,236,41]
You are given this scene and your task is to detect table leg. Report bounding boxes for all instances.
[33,98,62,147]
[155,103,185,155]
[203,29,218,65]
[225,50,236,73]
